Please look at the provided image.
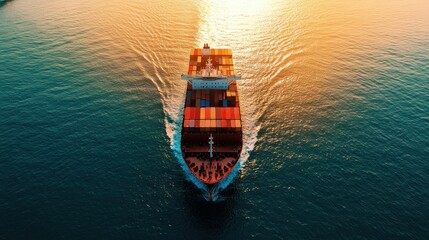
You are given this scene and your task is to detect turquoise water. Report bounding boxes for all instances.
[1,0,428,239]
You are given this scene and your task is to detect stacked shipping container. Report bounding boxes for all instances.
[187,49,235,76]
[183,107,241,132]
[183,48,241,133]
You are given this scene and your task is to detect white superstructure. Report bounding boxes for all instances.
[181,58,241,89]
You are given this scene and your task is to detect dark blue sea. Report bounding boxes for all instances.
[1,0,428,239]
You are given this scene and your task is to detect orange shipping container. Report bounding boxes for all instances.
[231,119,236,128]
[200,108,205,120]
[225,108,231,119]
[236,120,241,128]
[210,107,216,119]
[184,120,190,128]
[210,120,216,128]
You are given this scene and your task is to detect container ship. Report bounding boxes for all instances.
[181,44,242,200]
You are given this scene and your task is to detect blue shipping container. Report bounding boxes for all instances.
[222,99,228,107]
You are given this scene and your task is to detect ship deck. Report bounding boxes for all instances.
[181,45,242,184]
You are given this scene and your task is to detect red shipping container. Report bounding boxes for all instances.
[221,108,226,119]
[205,107,211,119]
[185,108,190,120]
[189,108,194,119]
[216,108,221,119]
[230,107,235,119]
[216,120,221,128]
[195,120,200,128]
[222,120,227,128]
[225,108,231,119]
[234,107,240,119]
[184,120,190,128]
[195,107,200,119]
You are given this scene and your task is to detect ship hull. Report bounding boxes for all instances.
[180,46,242,186]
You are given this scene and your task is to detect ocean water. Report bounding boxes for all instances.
[1,0,428,239]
